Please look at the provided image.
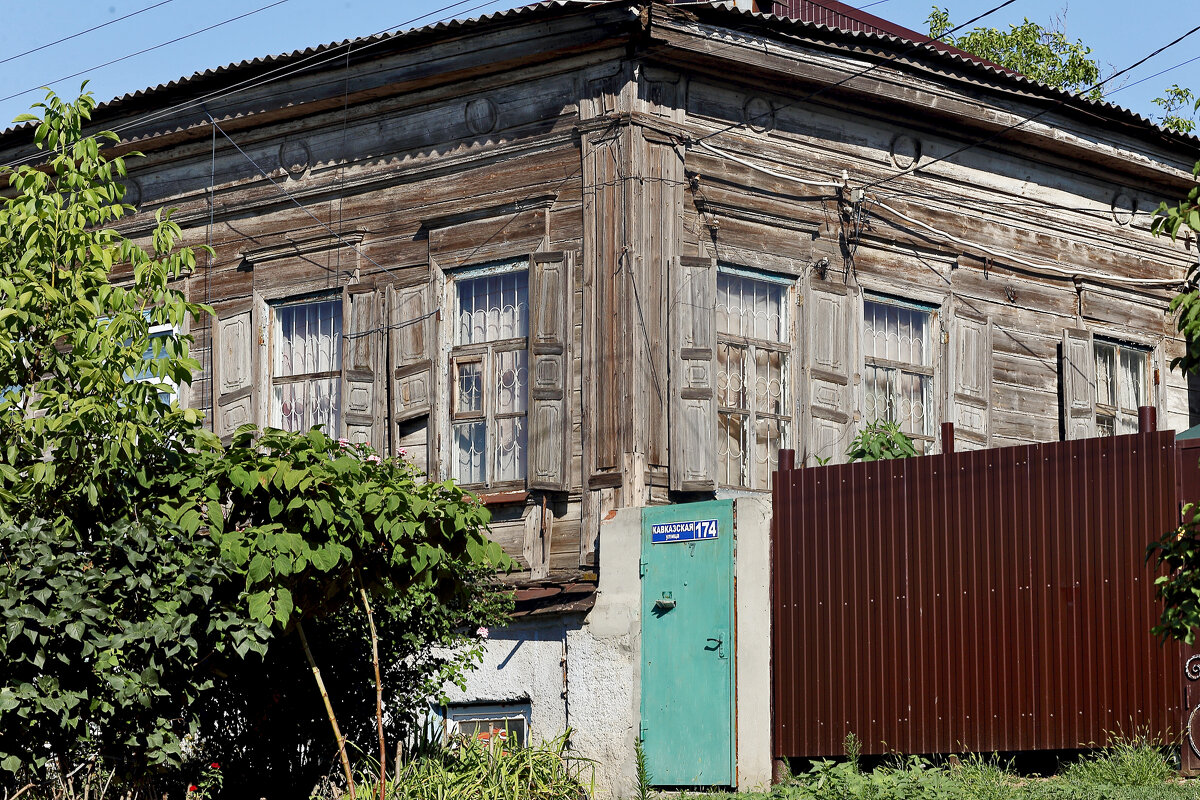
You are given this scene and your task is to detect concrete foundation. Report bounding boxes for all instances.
[441,498,772,799]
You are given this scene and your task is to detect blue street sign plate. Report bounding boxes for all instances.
[651,518,719,545]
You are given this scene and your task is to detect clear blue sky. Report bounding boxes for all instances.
[0,0,1196,132]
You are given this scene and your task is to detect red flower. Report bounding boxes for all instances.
[188,786,198,793]
[210,763,220,769]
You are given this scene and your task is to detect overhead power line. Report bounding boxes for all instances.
[691,0,1019,145]
[857,21,1200,191]
[1,0,494,171]
[0,0,293,106]
[207,115,397,279]
[0,0,178,68]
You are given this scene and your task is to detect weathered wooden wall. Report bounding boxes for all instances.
[2,1,1195,582]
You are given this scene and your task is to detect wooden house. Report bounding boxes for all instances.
[2,1,1197,790]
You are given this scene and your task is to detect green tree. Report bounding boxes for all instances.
[927,6,1103,100]
[1153,84,1199,135]
[0,91,511,798]
[1147,160,1200,644]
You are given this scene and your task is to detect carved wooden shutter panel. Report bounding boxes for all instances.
[1061,327,1096,440]
[949,310,993,450]
[802,277,856,465]
[388,283,435,471]
[341,286,385,448]
[212,300,255,442]
[528,251,572,491]
[668,255,717,492]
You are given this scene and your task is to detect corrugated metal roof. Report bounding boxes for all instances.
[684,1,1200,147]
[1,0,1195,149]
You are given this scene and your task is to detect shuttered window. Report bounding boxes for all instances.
[1094,339,1149,436]
[716,270,790,490]
[271,297,343,434]
[863,296,936,451]
[451,266,529,486]
[133,322,180,404]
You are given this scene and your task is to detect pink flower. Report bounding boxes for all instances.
[476,626,489,639]
[399,447,408,458]
[337,437,350,447]
[366,454,382,464]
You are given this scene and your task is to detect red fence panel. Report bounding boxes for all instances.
[772,431,1183,758]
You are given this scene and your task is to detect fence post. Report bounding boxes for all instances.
[778,448,796,473]
[941,422,955,454]
[1138,406,1157,434]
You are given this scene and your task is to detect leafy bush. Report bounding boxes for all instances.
[0,518,267,779]
[846,420,919,462]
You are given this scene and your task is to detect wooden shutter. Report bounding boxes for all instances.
[528,251,572,491]
[212,300,255,442]
[948,309,993,450]
[668,255,717,492]
[341,286,385,448]
[802,277,857,465]
[388,283,435,472]
[1061,327,1096,440]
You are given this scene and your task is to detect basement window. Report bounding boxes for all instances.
[445,702,530,747]
[1094,338,1149,436]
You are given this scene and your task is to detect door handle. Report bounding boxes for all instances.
[707,635,727,659]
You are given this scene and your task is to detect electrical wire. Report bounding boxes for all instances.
[690,0,1019,145]
[0,0,293,106]
[866,196,1183,287]
[0,0,497,171]
[207,115,396,278]
[857,21,1200,191]
[695,139,844,189]
[0,0,178,68]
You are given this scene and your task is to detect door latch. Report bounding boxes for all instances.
[653,591,676,611]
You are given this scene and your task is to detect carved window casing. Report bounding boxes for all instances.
[1094,338,1149,436]
[716,269,791,489]
[449,263,530,487]
[862,295,937,451]
[270,295,343,434]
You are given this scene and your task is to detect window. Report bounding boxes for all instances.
[444,702,530,746]
[134,321,179,404]
[451,265,529,486]
[271,296,342,433]
[715,269,790,489]
[863,296,936,451]
[1094,338,1149,436]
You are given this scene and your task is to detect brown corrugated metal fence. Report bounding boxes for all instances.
[771,430,1184,758]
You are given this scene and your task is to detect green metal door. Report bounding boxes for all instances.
[640,500,735,787]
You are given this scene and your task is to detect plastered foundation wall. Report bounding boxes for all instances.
[443,500,773,798]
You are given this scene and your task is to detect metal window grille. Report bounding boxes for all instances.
[716,271,790,489]
[451,268,529,486]
[862,297,935,449]
[1094,339,1149,436]
[271,297,343,434]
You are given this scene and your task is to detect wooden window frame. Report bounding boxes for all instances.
[447,261,530,491]
[1093,336,1151,437]
[715,266,794,491]
[268,293,343,433]
[862,293,939,452]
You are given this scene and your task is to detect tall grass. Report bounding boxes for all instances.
[322,731,593,800]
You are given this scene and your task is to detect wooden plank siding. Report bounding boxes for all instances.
[2,1,1196,581]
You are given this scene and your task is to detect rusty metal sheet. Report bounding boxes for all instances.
[772,430,1183,757]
